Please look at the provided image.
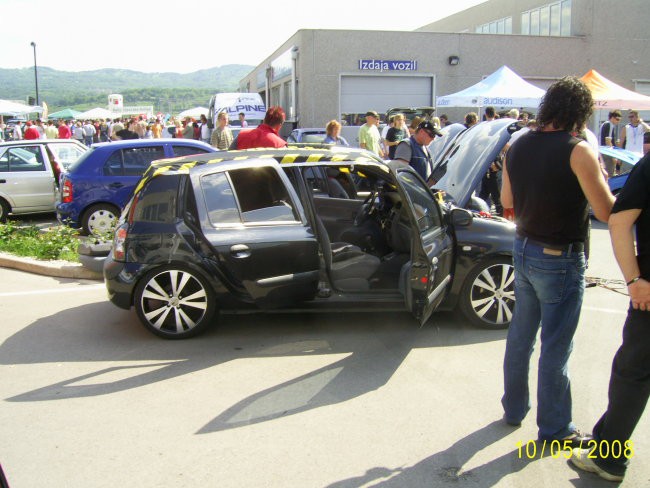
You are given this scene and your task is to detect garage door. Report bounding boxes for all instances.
[340,75,433,115]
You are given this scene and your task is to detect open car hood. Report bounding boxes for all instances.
[598,145,641,166]
[432,119,519,208]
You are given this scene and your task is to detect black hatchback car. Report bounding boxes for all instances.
[104,141,516,339]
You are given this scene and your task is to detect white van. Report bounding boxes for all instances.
[207,93,266,130]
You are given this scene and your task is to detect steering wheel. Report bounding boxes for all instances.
[354,191,376,226]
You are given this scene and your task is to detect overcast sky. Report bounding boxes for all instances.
[1,0,486,73]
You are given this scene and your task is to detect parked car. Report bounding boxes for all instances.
[286,128,327,144]
[598,145,642,195]
[0,139,88,222]
[104,143,516,339]
[56,139,216,235]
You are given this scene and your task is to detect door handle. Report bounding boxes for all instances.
[230,244,251,258]
[108,182,124,189]
[0,179,5,183]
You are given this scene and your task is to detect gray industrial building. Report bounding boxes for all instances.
[238,0,650,129]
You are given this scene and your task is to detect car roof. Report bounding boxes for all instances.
[133,146,387,195]
[0,139,86,146]
[89,139,213,150]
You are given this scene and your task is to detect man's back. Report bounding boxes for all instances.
[237,124,286,149]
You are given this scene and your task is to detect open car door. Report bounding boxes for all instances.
[396,168,453,325]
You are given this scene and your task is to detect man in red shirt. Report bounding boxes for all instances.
[236,106,287,149]
[58,120,71,139]
[23,121,40,140]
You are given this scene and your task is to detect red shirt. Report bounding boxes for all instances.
[58,125,71,139]
[24,127,40,140]
[236,124,286,149]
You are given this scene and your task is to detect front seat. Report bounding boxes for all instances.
[316,216,380,291]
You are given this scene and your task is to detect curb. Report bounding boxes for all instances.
[0,252,103,281]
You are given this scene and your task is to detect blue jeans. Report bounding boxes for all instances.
[502,237,586,439]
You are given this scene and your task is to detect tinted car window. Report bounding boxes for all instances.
[172,145,212,157]
[132,174,179,224]
[104,151,123,176]
[201,167,298,225]
[123,147,165,176]
[398,171,442,233]
[103,147,166,177]
[201,172,241,225]
[230,167,298,223]
[0,146,45,172]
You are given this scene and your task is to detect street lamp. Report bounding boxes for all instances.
[30,41,39,106]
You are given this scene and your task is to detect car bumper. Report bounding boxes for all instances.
[56,202,81,228]
[103,254,142,310]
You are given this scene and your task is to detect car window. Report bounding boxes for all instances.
[201,172,241,225]
[302,134,326,143]
[122,147,166,176]
[103,151,123,176]
[172,145,212,157]
[0,146,45,172]
[201,166,299,225]
[132,174,178,224]
[397,171,442,233]
[302,167,328,196]
[48,143,86,169]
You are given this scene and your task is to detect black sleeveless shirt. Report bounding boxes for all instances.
[506,130,588,245]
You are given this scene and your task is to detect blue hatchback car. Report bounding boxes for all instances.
[57,139,216,234]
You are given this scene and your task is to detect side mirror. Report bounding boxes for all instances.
[450,207,473,227]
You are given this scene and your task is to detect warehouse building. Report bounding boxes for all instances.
[238,0,650,132]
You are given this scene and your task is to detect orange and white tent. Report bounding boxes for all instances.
[580,70,650,110]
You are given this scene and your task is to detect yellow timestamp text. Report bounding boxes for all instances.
[515,439,634,459]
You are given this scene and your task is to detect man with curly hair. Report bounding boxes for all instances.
[500,77,614,446]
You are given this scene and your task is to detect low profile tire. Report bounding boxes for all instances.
[0,199,9,223]
[82,203,119,236]
[134,265,217,339]
[458,256,515,330]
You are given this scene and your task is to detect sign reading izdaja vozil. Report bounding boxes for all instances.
[358,60,418,72]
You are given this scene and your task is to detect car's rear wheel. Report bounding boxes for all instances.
[459,256,515,329]
[0,199,9,223]
[82,204,119,236]
[134,265,216,339]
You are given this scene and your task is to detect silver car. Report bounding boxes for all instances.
[0,139,87,222]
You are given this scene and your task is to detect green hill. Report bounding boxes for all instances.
[0,64,254,113]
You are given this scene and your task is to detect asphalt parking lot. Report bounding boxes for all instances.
[0,220,648,487]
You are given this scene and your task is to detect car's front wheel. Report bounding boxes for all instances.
[82,203,119,236]
[134,265,217,339]
[459,256,515,329]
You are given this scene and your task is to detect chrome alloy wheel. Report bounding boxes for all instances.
[460,257,515,329]
[137,268,211,337]
[470,262,515,326]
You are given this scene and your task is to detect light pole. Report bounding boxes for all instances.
[30,41,39,106]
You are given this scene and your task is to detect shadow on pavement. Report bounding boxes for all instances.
[2,301,506,434]
[325,420,615,488]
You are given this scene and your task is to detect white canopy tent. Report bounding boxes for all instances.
[0,99,44,116]
[436,66,545,110]
[178,106,209,119]
[76,107,114,120]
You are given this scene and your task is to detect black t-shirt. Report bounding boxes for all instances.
[115,129,139,140]
[506,130,586,244]
[611,153,650,276]
[385,127,406,159]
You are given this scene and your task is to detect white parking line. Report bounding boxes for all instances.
[0,284,105,298]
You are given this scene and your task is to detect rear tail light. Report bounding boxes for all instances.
[112,224,128,261]
[61,178,73,203]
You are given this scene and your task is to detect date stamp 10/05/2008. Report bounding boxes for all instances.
[516,439,635,460]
